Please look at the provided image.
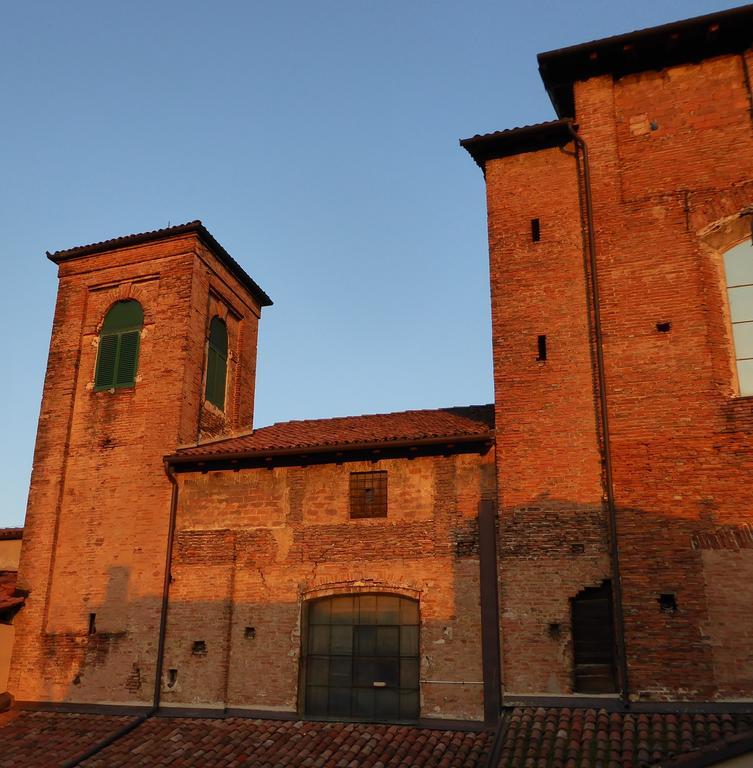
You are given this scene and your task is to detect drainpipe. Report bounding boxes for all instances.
[60,463,180,767]
[567,121,631,704]
[478,498,502,725]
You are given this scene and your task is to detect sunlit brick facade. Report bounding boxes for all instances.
[6,4,753,727]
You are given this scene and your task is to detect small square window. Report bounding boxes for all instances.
[350,471,387,519]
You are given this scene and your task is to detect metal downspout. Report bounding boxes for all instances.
[567,121,631,704]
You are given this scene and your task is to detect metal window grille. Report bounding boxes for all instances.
[349,471,387,519]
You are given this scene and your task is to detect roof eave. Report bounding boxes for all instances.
[460,119,574,169]
[537,3,753,118]
[166,431,495,468]
[47,221,273,308]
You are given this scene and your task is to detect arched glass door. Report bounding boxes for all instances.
[302,593,420,721]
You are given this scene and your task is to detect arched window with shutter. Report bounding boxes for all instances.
[205,317,228,410]
[724,240,753,396]
[94,300,143,390]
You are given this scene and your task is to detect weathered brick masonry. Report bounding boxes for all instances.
[7,6,753,743]
[463,7,753,701]
[161,448,495,720]
[9,224,267,704]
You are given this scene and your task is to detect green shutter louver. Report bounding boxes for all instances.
[205,317,228,410]
[95,334,118,389]
[94,300,143,391]
[115,330,140,387]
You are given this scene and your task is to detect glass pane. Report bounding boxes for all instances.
[352,688,375,718]
[306,686,328,715]
[330,656,352,687]
[307,656,328,686]
[724,241,753,287]
[376,627,400,656]
[400,626,419,657]
[330,596,355,625]
[328,688,351,717]
[209,316,228,355]
[354,658,377,688]
[728,285,753,322]
[331,626,353,654]
[359,595,377,625]
[400,658,420,689]
[738,359,753,397]
[355,627,376,656]
[375,658,400,687]
[375,689,400,719]
[400,599,419,625]
[377,595,400,625]
[732,321,753,359]
[309,625,329,654]
[400,690,420,720]
[309,600,330,625]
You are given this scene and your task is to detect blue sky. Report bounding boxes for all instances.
[0,0,742,527]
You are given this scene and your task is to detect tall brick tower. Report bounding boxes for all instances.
[9,222,271,704]
[463,5,753,703]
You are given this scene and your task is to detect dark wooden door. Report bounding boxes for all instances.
[571,581,617,693]
[303,594,420,721]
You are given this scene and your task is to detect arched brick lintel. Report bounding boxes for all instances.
[300,580,421,602]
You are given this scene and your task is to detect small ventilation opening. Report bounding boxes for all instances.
[87,613,96,635]
[537,335,547,361]
[245,627,256,639]
[656,321,672,333]
[531,218,541,242]
[167,669,178,687]
[659,593,678,614]
[192,640,207,656]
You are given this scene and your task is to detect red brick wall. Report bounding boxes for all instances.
[10,233,263,704]
[484,145,610,695]
[161,450,496,721]
[571,55,753,700]
[483,51,753,701]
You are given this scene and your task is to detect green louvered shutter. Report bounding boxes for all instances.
[115,330,140,387]
[95,300,144,390]
[205,317,228,409]
[95,334,118,388]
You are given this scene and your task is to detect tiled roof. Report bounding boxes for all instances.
[0,527,22,541]
[497,707,753,768]
[460,120,573,167]
[78,715,491,768]
[46,220,272,308]
[2,709,753,767]
[0,571,23,615]
[0,711,133,767]
[171,404,495,461]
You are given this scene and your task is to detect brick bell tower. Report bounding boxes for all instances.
[9,222,271,705]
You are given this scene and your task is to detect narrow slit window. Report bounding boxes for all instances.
[205,317,228,410]
[350,471,387,519]
[537,335,547,361]
[94,300,143,390]
[531,218,541,242]
[723,241,753,396]
[88,613,96,635]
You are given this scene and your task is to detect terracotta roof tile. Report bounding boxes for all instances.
[0,572,24,614]
[3,709,753,767]
[80,717,492,768]
[0,527,22,541]
[171,404,494,460]
[496,708,753,768]
[0,711,133,767]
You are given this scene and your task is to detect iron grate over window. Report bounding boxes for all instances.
[349,471,387,519]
